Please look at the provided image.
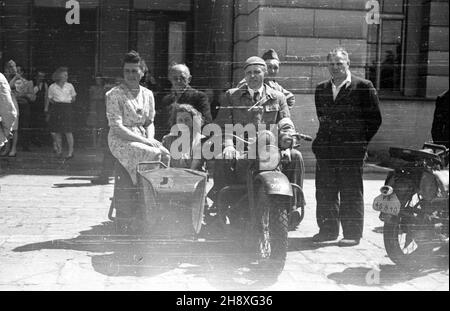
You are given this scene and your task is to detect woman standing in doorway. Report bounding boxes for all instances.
[47,67,76,159]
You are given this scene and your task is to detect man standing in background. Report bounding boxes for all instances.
[312,47,382,247]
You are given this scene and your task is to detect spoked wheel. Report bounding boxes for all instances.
[383,193,437,267]
[254,186,289,271]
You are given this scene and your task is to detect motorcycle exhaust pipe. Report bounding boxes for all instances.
[380,185,394,196]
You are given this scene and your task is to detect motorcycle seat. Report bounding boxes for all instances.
[389,147,441,163]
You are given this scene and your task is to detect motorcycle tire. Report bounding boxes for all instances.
[383,193,437,267]
[254,185,289,270]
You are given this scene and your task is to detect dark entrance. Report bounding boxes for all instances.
[129,11,193,139]
[130,11,193,92]
[31,7,97,145]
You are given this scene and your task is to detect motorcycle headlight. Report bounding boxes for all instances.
[419,171,438,201]
[259,144,280,171]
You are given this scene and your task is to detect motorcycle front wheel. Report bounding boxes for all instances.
[254,185,289,270]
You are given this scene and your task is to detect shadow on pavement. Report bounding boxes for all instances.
[288,237,339,252]
[65,177,96,181]
[52,182,98,188]
[327,250,448,287]
[12,222,283,290]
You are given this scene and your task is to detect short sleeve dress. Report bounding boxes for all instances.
[106,84,163,184]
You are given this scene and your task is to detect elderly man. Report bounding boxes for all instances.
[312,47,382,246]
[157,63,212,140]
[212,56,305,228]
[0,72,18,155]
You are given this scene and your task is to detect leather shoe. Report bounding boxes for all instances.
[64,154,74,160]
[338,238,360,247]
[312,233,338,243]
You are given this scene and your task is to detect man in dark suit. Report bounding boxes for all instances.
[431,90,449,148]
[312,47,382,246]
[156,64,212,140]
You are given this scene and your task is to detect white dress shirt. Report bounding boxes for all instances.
[331,72,351,101]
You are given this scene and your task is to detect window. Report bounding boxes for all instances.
[168,21,187,68]
[137,20,156,76]
[131,12,191,94]
[366,0,406,94]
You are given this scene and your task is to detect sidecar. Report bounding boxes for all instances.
[135,161,208,236]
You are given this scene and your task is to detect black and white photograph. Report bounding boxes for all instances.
[0,0,448,293]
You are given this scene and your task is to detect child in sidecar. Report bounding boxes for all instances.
[161,104,207,171]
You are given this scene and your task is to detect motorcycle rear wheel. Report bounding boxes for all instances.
[383,193,437,267]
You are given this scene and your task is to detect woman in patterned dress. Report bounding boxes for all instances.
[106,51,169,185]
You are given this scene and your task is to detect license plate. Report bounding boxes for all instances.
[373,193,401,216]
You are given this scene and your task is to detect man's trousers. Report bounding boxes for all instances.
[315,159,364,239]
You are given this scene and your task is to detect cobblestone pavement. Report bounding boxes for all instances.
[0,173,448,291]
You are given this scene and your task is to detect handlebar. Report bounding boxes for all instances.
[293,133,313,142]
[423,142,449,154]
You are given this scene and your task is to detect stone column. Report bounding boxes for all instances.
[419,0,449,98]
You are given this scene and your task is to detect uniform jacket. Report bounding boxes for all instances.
[215,84,291,147]
[237,78,296,109]
[312,74,382,162]
[266,79,296,109]
[0,73,18,147]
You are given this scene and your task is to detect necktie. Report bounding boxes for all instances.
[253,91,259,103]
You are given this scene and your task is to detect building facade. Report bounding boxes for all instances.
[0,0,448,168]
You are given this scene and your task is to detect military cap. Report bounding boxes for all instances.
[5,59,16,67]
[243,56,267,70]
[261,49,280,61]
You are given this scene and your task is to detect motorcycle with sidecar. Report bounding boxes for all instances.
[108,129,311,268]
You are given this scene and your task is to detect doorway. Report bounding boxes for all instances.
[31,7,97,144]
[129,11,193,100]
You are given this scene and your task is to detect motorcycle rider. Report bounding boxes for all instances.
[211,56,305,223]
[236,49,296,109]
